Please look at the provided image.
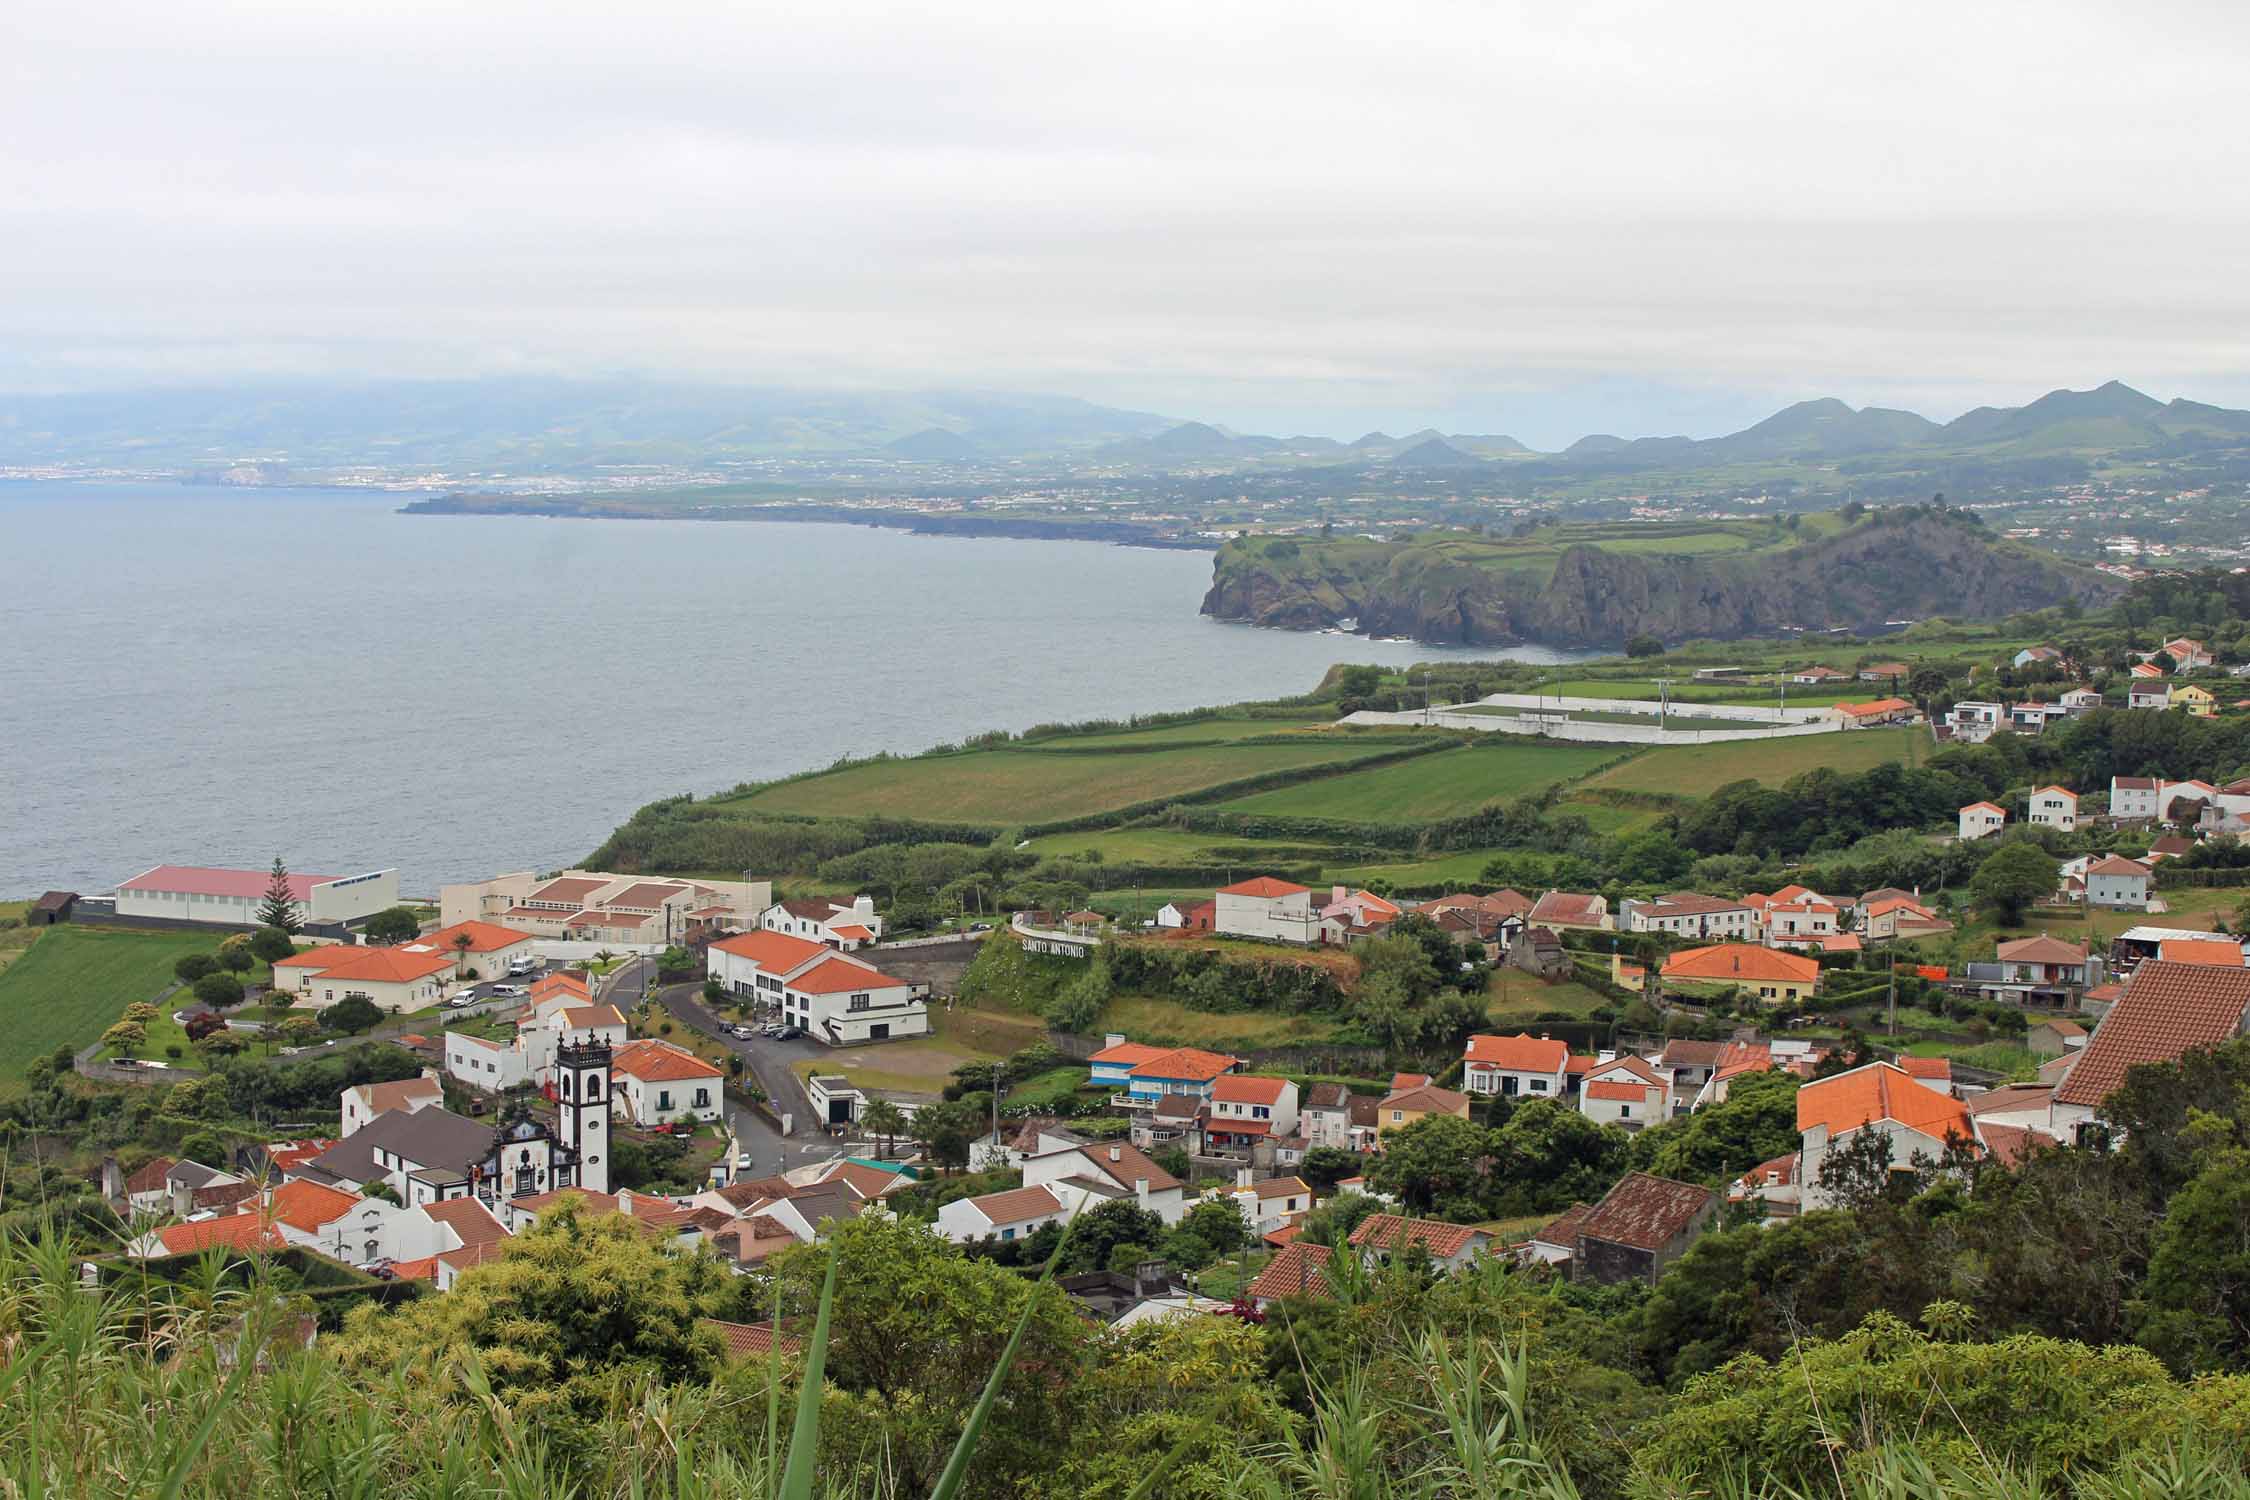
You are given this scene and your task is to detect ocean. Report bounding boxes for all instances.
[0,481,1588,896]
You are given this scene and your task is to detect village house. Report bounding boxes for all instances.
[1961,936,2099,1008]
[1316,885,1401,937]
[2012,646,2061,668]
[2062,687,2104,713]
[1245,1240,1333,1310]
[1660,943,1820,1006]
[704,929,926,1044]
[2084,855,2153,910]
[1527,890,1610,932]
[935,1184,1074,1246]
[609,1039,725,1126]
[1858,894,1954,942]
[1202,1074,1300,1155]
[412,919,539,980]
[1655,1039,1725,1115]
[1153,899,1215,932]
[1751,885,1844,947]
[1728,1154,1803,1222]
[2173,683,2218,718]
[1788,665,1849,685]
[1619,891,1758,940]
[2027,786,2080,831]
[1022,1140,1188,1225]
[1831,697,1914,727]
[271,943,457,1012]
[1096,1043,1242,1105]
[1212,876,1320,943]
[1570,1172,1718,1285]
[2141,637,2215,670]
[1225,1175,1314,1237]
[2109,776,2162,820]
[1577,1055,1668,1130]
[1958,801,2008,840]
[2048,960,2250,1140]
[341,1075,443,1136]
[759,895,883,949]
[1795,1062,1975,1211]
[2128,679,2172,711]
[1374,1082,1470,1141]
[1461,1032,1568,1099]
[1298,1083,1380,1153]
[1348,1214,1494,1273]
[1858,662,1910,684]
[2009,702,2072,735]
[1942,701,2004,743]
[2025,1017,2087,1057]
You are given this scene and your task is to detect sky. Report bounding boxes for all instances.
[5,0,2250,448]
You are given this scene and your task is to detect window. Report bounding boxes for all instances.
[847,993,871,1012]
[1001,1226,1015,1241]
[658,1090,673,1111]
[1253,1105,1269,1119]
[1501,1075,1519,1096]
[1391,1110,1403,1122]
[693,1088,710,1108]
[1531,1079,1548,1093]
[1619,1105,1633,1118]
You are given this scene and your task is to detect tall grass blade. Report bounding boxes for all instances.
[776,1240,841,1500]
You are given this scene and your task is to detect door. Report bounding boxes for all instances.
[870,1024,889,1041]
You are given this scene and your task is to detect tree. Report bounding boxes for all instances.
[1969,840,2060,924]
[915,1098,983,1173]
[216,942,254,974]
[276,1015,322,1049]
[363,906,421,944]
[1063,1198,1168,1274]
[451,931,476,975]
[249,926,296,962]
[191,971,245,1009]
[1906,665,1952,715]
[173,952,217,984]
[101,1021,146,1056]
[1047,954,1112,1034]
[318,994,384,1034]
[257,857,302,933]
[1367,1113,1492,1214]
[1625,632,1664,658]
[1299,1190,1385,1249]
[1299,1145,1361,1190]
[1180,1195,1251,1257]
[1635,1069,1802,1185]
[860,1098,908,1158]
[2136,1141,2250,1373]
[197,1030,248,1058]
[182,1011,226,1042]
[1490,1098,1631,1212]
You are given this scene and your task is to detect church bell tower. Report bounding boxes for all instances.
[557,1039,612,1195]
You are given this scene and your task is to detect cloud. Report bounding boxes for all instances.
[4,0,2248,443]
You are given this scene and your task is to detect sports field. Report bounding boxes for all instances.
[1578,726,1921,799]
[1218,741,1623,821]
[0,925,214,1094]
[741,739,1392,822]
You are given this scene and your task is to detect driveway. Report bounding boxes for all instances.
[653,980,830,1147]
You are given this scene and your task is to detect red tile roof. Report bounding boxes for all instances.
[1126,1047,1239,1083]
[788,955,909,994]
[418,920,533,953]
[703,1318,803,1360]
[1898,1056,1952,1083]
[566,909,649,928]
[1350,1213,1489,1258]
[1994,935,2087,965]
[708,928,831,969]
[959,1185,1064,1225]
[1463,1033,1569,1073]
[1088,1039,1170,1066]
[1975,1122,2038,1169]
[1246,1241,1333,1301]
[1577,1173,1717,1251]
[1797,1062,1973,1142]
[1529,1202,1596,1248]
[1586,1080,1659,1102]
[612,1039,725,1082]
[124,1155,177,1195]
[2085,856,2151,877]
[1217,876,1310,898]
[2054,960,2250,1109]
[527,876,609,904]
[1662,943,1820,985]
[1529,891,1606,924]
[267,1179,362,1231]
[421,1196,508,1246]
[274,944,457,985]
[1210,1074,1291,1105]
[2157,939,2244,967]
[156,1213,287,1255]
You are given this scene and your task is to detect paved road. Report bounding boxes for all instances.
[650,979,863,1178]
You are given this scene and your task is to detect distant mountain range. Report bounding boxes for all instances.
[3,375,2248,483]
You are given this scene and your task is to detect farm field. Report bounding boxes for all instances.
[0,902,38,979]
[1487,974,1612,1022]
[739,740,1396,822]
[1053,713,1341,747]
[1555,798,1667,836]
[1522,677,1867,709]
[0,925,214,1094]
[1325,848,1519,891]
[1098,995,1347,1050]
[1218,742,1626,822]
[1020,827,1348,866]
[1580,726,1922,798]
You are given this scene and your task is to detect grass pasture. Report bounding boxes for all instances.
[739,739,1395,823]
[0,925,215,1093]
[1098,995,1348,1051]
[1219,742,1626,822]
[1580,726,1922,799]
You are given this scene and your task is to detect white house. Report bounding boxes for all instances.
[1213,877,1319,944]
[2128,680,2172,711]
[610,1040,726,1126]
[707,929,925,1044]
[446,1030,534,1092]
[1576,1055,1668,1131]
[1462,1033,1569,1098]
[1958,802,2007,841]
[1619,892,1758,940]
[410,920,538,981]
[341,1075,443,1137]
[1795,1063,1975,1211]
[936,1184,1075,1245]
[760,896,883,949]
[2027,786,2079,832]
[2110,777,2161,820]
[2062,688,2104,714]
[1943,702,2005,744]
[1022,1140,1187,1225]
[1755,886,1844,947]
[1206,1074,1300,1138]
[1225,1175,1314,1236]
[271,944,457,1012]
[113,864,397,929]
[2084,856,2152,910]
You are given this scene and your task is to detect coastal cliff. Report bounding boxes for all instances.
[1199,511,2118,647]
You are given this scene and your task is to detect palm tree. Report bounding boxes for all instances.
[451,932,474,979]
[859,1099,907,1159]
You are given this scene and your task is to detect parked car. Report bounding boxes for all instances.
[508,959,537,975]
[776,1026,804,1041]
[760,1023,785,1039]
[735,1152,755,1171]
[489,984,527,998]
[446,991,478,1008]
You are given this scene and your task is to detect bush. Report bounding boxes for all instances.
[192,971,246,1009]
[174,953,217,984]
[249,926,297,962]
[216,944,255,973]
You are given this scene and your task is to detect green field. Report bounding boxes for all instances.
[1580,726,1922,798]
[739,740,1396,823]
[1526,677,1867,709]
[0,926,216,1094]
[1099,995,1348,1050]
[1487,973,1612,1022]
[1020,827,1346,865]
[1048,713,1337,747]
[1218,742,1624,822]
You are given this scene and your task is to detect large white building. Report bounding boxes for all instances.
[760,896,883,949]
[705,930,926,1045]
[1213,877,1320,943]
[1619,892,1758,940]
[271,944,457,1011]
[439,869,772,945]
[114,864,398,929]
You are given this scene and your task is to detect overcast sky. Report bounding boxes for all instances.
[5,0,2248,445]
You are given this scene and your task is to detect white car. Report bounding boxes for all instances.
[446,991,479,1008]
[508,960,537,976]
[489,984,527,998]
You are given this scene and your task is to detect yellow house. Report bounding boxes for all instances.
[2173,684,2217,718]
[1376,1082,1471,1141]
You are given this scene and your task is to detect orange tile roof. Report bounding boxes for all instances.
[612,1039,725,1082]
[1127,1047,1239,1083]
[421,1197,507,1247]
[708,928,831,969]
[1218,876,1310,898]
[531,971,591,997]
[1578,1173,1717,1251]
[267,1179,362,1231]
[1586,1080,1659,1102]
[703,1318,803,1360]
[1379,1084,1470,1116]
[1587,1054,1664,1085]
[959,1185,1064,1225]
[1088,1039,1170,1066]
[2055,960,2250,1108]
[2085,856,2151,877]
[274,944,456,985]
[558,1004,628,1029]
[1662,943,1820,985]
[1210,1074,1291,1105]
[1246,1240,1332,1301]
[566,909,649,928]
[1349,1213,1487,1258]
[1837,697,1912,717]
[387,1255,439,1281]
[418,919,534,953]
[156,1213,287,1255]
[1898,1056,1952,1082]
[1463,1032,1570,1072]
[2157,939,2244,967]
[830,923,875,941]
[352,1077,441,1112]
[788,955,909,994]
[1796,1062,1973,1143]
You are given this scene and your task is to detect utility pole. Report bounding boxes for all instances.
[990,1061,1004,1158]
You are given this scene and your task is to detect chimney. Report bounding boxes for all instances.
[617,1189,633,1215]
[1108,1146,1122,1163]
[1104,1032,1125,1050]
[1135,1178,1149,1207]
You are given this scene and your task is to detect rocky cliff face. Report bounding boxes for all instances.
[1199,515,2118,647]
